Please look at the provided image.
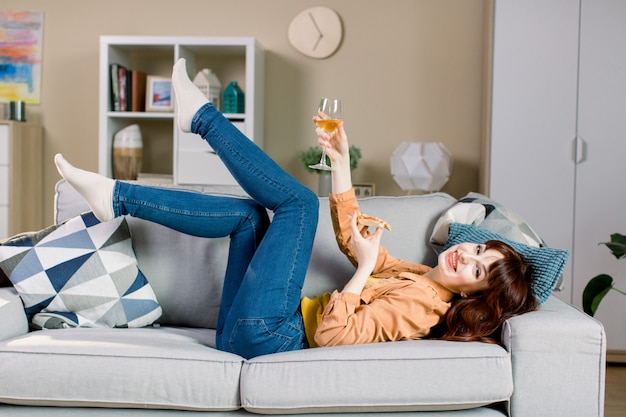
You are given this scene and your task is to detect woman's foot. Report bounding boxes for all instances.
[54,154,115,222]
[172,58,209,133]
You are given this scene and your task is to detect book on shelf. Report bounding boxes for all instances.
[110,63,120,111]
[118,66,128,112]
[109,64,146,112]
[130,70,146,112]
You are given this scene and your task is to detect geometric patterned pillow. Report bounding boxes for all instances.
[460,192,546,246]
[0,212,161,329]
[430,192,545,251]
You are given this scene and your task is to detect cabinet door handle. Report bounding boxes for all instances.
[573,136,586,164]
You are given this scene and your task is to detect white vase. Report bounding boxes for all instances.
[317,172,332,197]
[113,124,143,180]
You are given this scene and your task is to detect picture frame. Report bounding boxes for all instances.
[145,76,173,112]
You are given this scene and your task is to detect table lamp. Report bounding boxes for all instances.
[390,142,452,194]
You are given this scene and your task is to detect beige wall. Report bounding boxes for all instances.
[3,0,491,224]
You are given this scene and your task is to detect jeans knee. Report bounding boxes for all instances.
[300,187,319,216]
[225,317,304,359]
[245,200,270,235]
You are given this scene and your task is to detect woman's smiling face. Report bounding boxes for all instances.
[427,242,505,296]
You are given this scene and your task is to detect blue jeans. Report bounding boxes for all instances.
[112,103,319,359]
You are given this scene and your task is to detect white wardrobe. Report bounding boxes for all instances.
[489,0,626,356]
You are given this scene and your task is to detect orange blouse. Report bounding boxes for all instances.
[310,188,454,347]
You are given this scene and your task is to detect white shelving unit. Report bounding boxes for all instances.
[98,36,264,185]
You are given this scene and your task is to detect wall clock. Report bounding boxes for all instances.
[287,6,343,59]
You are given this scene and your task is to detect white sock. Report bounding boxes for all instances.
[172,58,208,133]
[54,153,115,222]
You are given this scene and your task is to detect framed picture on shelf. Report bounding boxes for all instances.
[145,76,173,112]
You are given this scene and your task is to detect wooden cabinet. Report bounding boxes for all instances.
[489,0,626,357]
[0,121,43,238]
[98,36,264,185]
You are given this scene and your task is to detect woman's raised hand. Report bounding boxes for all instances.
[340,211,383,295]
[313,116,349,170]
[312,115,353,194]
[349,211,383,273]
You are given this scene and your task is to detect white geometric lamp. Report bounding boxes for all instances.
[390,142,452,193]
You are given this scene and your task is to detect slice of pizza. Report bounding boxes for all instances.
[355,212,392,231]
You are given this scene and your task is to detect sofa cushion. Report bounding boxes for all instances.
[302,193,456,298]
[0,287,28,341]
[125,217,230,329]
[0,212,162,329]
[0,327,243,411]
[241,340,512,414]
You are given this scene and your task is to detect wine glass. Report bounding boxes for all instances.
[309,98,343,171]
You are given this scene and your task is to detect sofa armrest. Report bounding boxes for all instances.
[0,287,28,342]
[503,296,605,417]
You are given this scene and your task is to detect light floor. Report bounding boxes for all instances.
[605,365,626,417]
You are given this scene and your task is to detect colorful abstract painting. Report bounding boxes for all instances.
[0,11,44,104]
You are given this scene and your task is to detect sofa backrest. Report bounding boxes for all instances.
[304,194,456,297]
[55,180,456,329]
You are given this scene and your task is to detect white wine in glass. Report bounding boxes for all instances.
[309,98,343,171]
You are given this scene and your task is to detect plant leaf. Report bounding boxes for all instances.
[582,274,614,316]
[601,233,626,259]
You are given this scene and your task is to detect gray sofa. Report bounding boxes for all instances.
[0,181,606,416]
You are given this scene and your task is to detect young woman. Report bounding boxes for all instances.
[55,59,536,359]
[305,116,537,347]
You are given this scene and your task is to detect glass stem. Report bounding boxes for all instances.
[319,148,328,166]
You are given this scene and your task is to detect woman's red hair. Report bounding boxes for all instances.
[431,240,539,343]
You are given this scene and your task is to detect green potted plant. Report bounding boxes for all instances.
[582,233,626,316]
